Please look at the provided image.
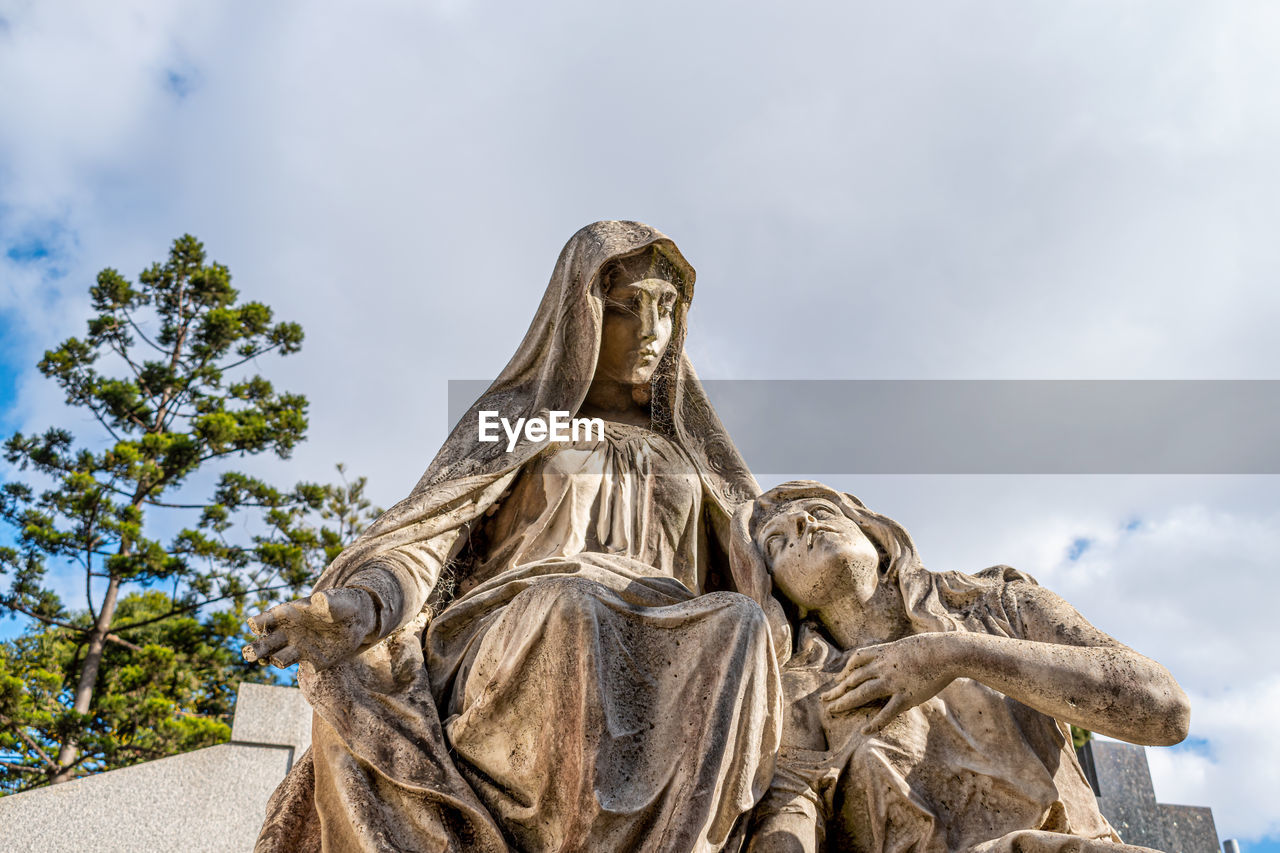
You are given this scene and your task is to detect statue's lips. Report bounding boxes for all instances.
[806,525,840,550]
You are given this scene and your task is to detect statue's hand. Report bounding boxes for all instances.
[243,588,379,671]
[820,633,957,734]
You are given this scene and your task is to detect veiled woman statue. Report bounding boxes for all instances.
[244,221,785,853]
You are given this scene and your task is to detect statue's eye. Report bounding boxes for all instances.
[658,303,673,318]
[811,506,833,519]
[605,295,634,314]
[765,534,782,557]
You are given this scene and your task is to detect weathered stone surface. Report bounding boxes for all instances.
[741,481,1190,853]
[1091,740,1224,853]
[230,682,312,754]
[234,223,1206,853]
[1161,805,1221,853]
[0,683,309,853]
[1094,739,1165,848]
[246,222,778,853]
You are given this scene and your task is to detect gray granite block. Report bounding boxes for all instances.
[1094,740,1167,850]
[1091,740,1222,853]
[1162,804,1221,853]
[0,682,311,853]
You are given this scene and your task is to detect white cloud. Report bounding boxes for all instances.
[1044,501,1280,844]
[1149,678,1280,842]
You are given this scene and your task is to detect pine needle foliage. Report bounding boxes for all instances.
[0,235,379,792]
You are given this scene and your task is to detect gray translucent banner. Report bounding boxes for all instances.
[448,380,1280,474]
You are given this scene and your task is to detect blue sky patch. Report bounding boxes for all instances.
[1170,735,1214,758]
[0,312,23,431]
[2,215,75,279]
[6,237,52,263]
[0,613,27,642]
[1066,536,1091,561]
[164,67,200,99]
[165,69,193,98]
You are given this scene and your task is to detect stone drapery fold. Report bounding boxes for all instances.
[254,222,778,852]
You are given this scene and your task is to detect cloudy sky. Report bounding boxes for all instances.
[2,0,1278,847]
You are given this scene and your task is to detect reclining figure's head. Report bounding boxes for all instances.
[749,481,919,615]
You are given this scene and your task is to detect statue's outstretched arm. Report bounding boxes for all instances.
[243,470,519,671]
[242,528,469,671]
[822,583,1191,746]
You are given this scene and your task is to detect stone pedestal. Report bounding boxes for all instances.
[1090,739,1222,853]
[0,683,310,853]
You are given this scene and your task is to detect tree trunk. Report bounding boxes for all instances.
[50,575,122,785]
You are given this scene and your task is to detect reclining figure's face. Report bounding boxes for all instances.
[754,496,882,613]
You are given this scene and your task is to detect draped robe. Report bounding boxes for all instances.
[253,222,783,853]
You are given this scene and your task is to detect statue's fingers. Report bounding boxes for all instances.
[863,694,910,735]
[243,631,288,663]
[247,609,279,637]
[840,649,875,675]
[825,677,886,714]
[308,590,334,622]
[821,665,876,702]
[250,599,311,635]
[269,645,301,668]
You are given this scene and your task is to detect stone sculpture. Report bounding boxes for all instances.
[740,481,1190,853]
[243,222,1190,852]
[244,221,783,852]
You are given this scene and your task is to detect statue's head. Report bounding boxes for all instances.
[594,246,689,387]
[749,481,918,615]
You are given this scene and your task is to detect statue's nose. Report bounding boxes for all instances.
[638,303,659,342]
[793,511,815,536]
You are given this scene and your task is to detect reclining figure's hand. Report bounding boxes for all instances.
[820,633,956,734]
[243,588,379,671]
[820,608,1191,747]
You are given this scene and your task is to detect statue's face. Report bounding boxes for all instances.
[754,497,881,612]
[596,277,679,385]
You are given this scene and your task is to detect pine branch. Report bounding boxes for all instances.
[0,713,58,770]
[103,326,150,383]
[0,601,83,633]
[110,582,296,634]
[164,349,220,434]
[85,564,96,624]
[214,342,283,374]
[84,490,103,623]
[0,760,44,774]
[121,311,165,355]
[106,632,143,652]
[84,404,124,443]
[0,601,138,650]
[145,498,300,510]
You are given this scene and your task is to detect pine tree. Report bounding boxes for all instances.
[0,235,378,791]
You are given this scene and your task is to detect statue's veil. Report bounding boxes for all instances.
[314,220,759,599]
[416,219,757,504]
[260,224,771,853]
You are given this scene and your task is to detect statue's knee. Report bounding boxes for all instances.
[722,591,768,623]
[705,591,769,636]
[518,576,607,618]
